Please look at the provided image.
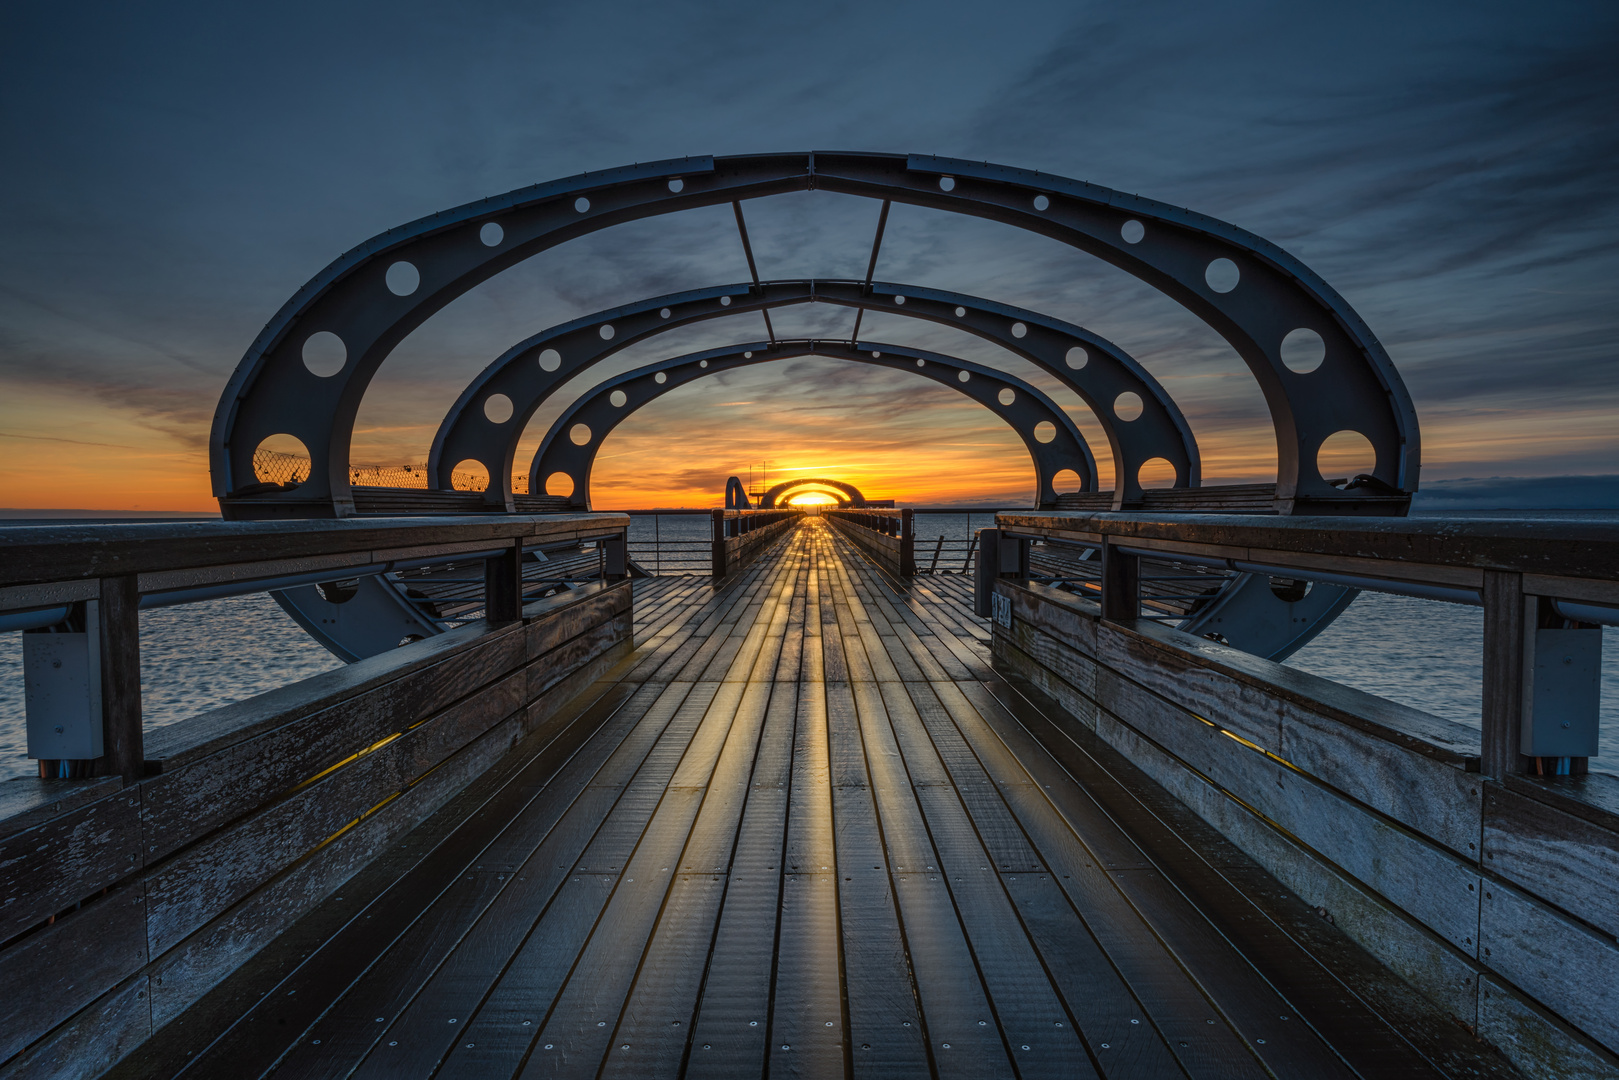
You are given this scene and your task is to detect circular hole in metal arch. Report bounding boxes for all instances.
[1066,346,1088,370]
[1138,457,1176,489]
[939,176,956,191]
[483,393,514,423]
[479,222,504,247]
[538,348,561,372]
[667,178,684,193]
[1280,328,1327,374]
[1317,429,1376,482]
[1011,321,1027,339]
[1269,577,1312,603]
[998,387,1016,406]
[894,295,906,305]
[253,433,310,484]
[599,324,615,340]
[574,197,590,213]
[954,306,966,317]
[609,390,628,408]
[385,261,419,296]
[660,307,671,319]
[1114,391,1144,421]
[1034,194,1050,211]
[720,296,732,307]
[654,371,667,384]
[451,459,489,491]
[1205,258,1240,293]
[569,423,592,446]
[699,359,709,368]
[957,370,970,383]
[1121,219,1145,244]
[1052,468,1082,493]
[545,472,574,498]
[1033,421,1057,444]
[302,332,346,377]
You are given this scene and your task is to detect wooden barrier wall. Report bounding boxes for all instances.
[710,510,801,578]
[824,509,914,577]
[991,577,1619,1080]
[0,581,632,1078]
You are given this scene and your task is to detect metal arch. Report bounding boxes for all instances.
[724,476,751,509]
[429,278,1193,511]
[759,478,867,508]
[211,151,1415,519]
[529,340,1097,511]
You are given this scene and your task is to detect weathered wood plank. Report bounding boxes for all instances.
[0,974,151,1080]
[1481,879,1619,1054]
[0,785,141,942]
[1485,783,1619,938]
[0,884,146,1064]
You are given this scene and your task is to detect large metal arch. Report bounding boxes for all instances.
[530,340,1097,511]
[760,478,867,508]
[210,152,1417,519]
[429,278,1194,511]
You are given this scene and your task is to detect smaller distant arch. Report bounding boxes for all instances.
[760,477,867,508]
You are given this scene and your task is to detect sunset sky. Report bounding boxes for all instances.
[2,1,1615,512]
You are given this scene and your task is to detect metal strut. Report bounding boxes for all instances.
[732,201,775,344]
[849,199,891,344]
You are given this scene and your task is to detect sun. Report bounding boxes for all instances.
[784,490,839,507]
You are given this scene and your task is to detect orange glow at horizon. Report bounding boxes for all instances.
[4,358,1619,512]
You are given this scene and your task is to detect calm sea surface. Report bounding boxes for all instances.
[2,511,1615,779]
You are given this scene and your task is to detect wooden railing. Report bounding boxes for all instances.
[824,508,915,577]
[709,509,803,577]
[984,510,1619,1079]
[0,515,632,1076]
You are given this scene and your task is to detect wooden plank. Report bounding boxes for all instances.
[1477,973,1619,1080]
[143,669,530,955]
[0,974,151,1080]
[979,671,1490,1027]
[134,658,638,1070]
[1087,663,1485,952]
[140,626,530,858]
[377,682,707,1078]
[825,681,932,1078]
[1484,783,1619,937]
[686,603,799,1076]
[1481,879,1619,1054]
[0,884,146,1064]
[600,679,779,1078]
[768,594,845,1076]
[0,785,140,942]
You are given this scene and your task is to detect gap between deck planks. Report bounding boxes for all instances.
[118,520,1521,1080]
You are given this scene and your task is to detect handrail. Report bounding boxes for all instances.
[0,513,630,782]
[993,510,1616,782]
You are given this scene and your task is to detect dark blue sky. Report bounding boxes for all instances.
[1,0,1614,507]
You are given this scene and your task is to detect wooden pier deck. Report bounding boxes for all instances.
[109,518,1517,1080]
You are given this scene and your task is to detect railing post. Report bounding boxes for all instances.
[1100,538,1140,622]
[900,509,915,577]
[711,509,727,578]
[1481,570,1527,778]
[973,528,1000,617]
[602,530,628,580]
[98,575,144,783]
[484,541,523,623]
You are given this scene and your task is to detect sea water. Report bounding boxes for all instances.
[1,513,1615,780]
